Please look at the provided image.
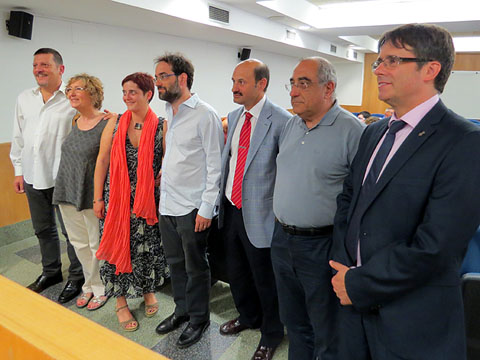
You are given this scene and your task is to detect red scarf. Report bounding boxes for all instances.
[96,108,159,274]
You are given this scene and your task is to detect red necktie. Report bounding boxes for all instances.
[231,112,252,209]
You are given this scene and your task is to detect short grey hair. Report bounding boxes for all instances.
[301,56,337,99]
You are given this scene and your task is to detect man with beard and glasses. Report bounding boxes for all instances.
[10,48,84,302]
[154,52,224,348]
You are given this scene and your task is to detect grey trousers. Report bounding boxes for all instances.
[24,182,83,280]
[160,209,210,325]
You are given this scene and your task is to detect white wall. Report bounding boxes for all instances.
[441,71,480,119]
[335,62,364,106]
[0,11,364,143]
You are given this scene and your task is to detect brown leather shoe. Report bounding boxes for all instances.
[251,345,276,360]
[219,318,249,335]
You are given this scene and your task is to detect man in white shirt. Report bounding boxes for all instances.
[10,48,84,303]
[154,53,223,348]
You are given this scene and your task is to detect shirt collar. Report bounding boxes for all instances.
[32,81,67,96]
[182,93,199,109]
[391,94,439,128]
[166,93,199,113]
[297,100,340,130]
[242,95,266,120]
[318,100,341,126]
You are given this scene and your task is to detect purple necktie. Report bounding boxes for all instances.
[345,120,406,262]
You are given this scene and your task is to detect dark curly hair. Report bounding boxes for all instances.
[155,52,194,90]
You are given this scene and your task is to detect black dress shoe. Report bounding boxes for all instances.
[155,313,189,335]
[176,321,210,349]
[27,273,63,293]
[220,318,249,335]
[58,278,84,303]
[251,344,276,360]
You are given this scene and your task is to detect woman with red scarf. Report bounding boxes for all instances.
[93,72,169,331]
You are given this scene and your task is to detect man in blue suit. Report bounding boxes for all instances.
[330,24,480,359]
[218,59,291,360]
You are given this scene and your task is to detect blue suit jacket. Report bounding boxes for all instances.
[218,98,291,248]
[332,100,480,359]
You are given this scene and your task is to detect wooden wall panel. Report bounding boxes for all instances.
[0,143,31,227]
[341,53,480,115]
[453,53,480,70]
[341,53,390,115]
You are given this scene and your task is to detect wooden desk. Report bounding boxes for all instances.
[0,275,168,360]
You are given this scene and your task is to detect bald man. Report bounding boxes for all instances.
[218,59,291,360]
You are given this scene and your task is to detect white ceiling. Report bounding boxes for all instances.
[0,0,344,61]
[222,0,480,42]
[1,0,479,59]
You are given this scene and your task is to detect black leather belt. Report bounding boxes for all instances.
[276,219,333,236]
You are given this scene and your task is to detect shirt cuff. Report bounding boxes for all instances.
[14,166,23,177]
[198,202,214,219]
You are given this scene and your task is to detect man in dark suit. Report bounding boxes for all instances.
[218,59,291,360]
[330,23,480,359]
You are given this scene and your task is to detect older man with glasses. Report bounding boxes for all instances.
[271,57,364,360]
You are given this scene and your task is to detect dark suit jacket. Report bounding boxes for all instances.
[332,100,480,359]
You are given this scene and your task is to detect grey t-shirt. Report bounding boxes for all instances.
[273,102,364,228]
[53,119,108,210]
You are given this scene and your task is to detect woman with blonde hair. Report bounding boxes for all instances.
[53,73,108,310]
[93,72,169,331]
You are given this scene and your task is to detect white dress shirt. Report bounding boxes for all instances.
[160,93,223,219]
[225,95,266,204]
[10,83,76,190]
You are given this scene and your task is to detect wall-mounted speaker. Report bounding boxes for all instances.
[238,48,251,61]
[6,11,34,40]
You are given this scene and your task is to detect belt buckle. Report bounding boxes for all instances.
[288,225,296,234]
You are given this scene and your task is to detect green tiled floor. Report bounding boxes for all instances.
[0,220,288,360]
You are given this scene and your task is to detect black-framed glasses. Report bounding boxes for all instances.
[371,55,433,71]
[155,73,176,81]
[65,86,86,94]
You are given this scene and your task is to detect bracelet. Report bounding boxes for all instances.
[93,198,104,204]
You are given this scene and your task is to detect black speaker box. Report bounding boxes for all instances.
[238,48,251,61]
[7,11,34,40]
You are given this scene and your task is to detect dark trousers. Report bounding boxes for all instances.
[160,209,210,325]
[224,202,284,347]
[337,306,372,360]
[24,182,83,280]
[271,222,338,360]
[337,306,409,360]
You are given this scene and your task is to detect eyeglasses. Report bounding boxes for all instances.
[285,80,318,92]
[155,73,176,82]
[65,86,86,94]
[371,55,433,71]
